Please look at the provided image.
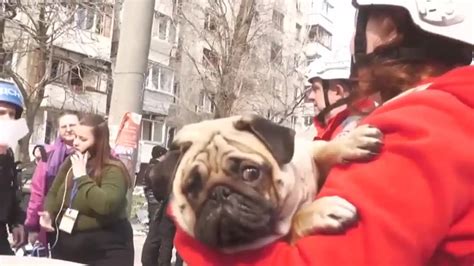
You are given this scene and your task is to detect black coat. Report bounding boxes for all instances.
[0,149,25,229]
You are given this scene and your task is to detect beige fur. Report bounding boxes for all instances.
[170,116,381,253]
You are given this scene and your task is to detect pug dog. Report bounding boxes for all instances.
[152,114,382,253]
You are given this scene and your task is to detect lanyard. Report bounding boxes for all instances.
[69,181,79,208]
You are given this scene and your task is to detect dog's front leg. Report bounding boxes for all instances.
[311,124,383,179]
[289,196,358,244]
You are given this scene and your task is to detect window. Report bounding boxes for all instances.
[50,59,61,80]
[291,116,297,127]
[204,9,217,31]
[74,5,112,37]
[270,42,282,64]
[172,0,182,14]
[321,0,334,18]
[295,23,302,41]
[141,117,165,143]
[172,82,180,103]
[153,12,172,41]
[51,60,73,84]
[166,127,176,148]
[45,119,53,144]
[75,6,95,30]
[94,5,113,37]
[70,66,83,92]
[308,25,332,49]
[81,68,104,92]
[146,63,175,93]
[304,116,313,126]
[294,85,301,101]
[272,79,284,99]
[296,0,302,13]
[197,91,215,113]
[293,54,299,68]
[142,120,152,141]
[0,49,12,73]
[272,10,284,31]
[203,48,219,69]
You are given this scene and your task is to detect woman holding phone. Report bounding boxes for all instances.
[39,114,134,266]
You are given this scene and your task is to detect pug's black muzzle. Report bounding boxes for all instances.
[194,185,276,248]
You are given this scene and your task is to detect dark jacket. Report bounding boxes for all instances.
[0,149,25,229]
[143,158,161,207]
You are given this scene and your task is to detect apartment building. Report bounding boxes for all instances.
[169,0,321,130]
[0,1,115,156]
[293,0,336,139]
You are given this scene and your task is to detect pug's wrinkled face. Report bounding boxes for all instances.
[169,115,295,249]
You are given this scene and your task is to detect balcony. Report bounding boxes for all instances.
[41,83,107,115]
[52,4,113,60]
[303,41,331,59]
[149,1,179,65]
[143,62,176,115]
[143,89,174,115]
[306,13,334,33]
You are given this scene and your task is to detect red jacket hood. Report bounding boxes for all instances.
[423,66,474,108]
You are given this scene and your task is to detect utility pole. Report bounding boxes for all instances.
[108,0,155,136]
[108,0,155,215]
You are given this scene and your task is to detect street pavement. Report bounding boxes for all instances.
[133,222,147,266]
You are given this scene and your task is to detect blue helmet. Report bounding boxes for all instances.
[0,79,24,118]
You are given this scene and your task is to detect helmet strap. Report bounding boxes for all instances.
[315,93,356,126]
[322,79,331,109]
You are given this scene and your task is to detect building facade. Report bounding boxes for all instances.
[0,1,114,159]
[3,0,336,163]
[293,0,336,139]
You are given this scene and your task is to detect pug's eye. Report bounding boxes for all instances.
[241,166,261,182]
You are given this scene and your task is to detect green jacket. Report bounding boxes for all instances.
[45,158,128,231]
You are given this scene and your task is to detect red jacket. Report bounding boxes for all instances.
[173,66,474,266]
[314,99,377,141]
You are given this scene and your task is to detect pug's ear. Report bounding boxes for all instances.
[148,141,191,201]
[234,114,295,165]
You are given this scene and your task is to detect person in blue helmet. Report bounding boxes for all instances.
[0,79,27,254]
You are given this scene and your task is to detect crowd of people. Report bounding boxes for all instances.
[0,86,178,265]
[0,0,473,265]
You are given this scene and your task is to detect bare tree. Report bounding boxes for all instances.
[176,0,308,123]
[0,0,112,161]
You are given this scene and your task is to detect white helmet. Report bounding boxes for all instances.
[306,58,351,84]
[353,0,474,45]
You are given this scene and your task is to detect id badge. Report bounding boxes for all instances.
[59,208,79,234]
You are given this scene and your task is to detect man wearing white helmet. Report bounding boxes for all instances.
[0,79,27,254]
[172,1,474,265]
[306,56,375,140]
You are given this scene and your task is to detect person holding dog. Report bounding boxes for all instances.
[172,0,474,265]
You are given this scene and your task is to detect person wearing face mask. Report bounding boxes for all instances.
[39,114,134,265]
[25,111,79,248]
[171,1,474,265]
[0,79,26,255]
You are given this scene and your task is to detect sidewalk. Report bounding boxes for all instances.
[133,222,147,266]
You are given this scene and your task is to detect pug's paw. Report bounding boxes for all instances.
[336,124,383,163]
[289,196,358,243]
